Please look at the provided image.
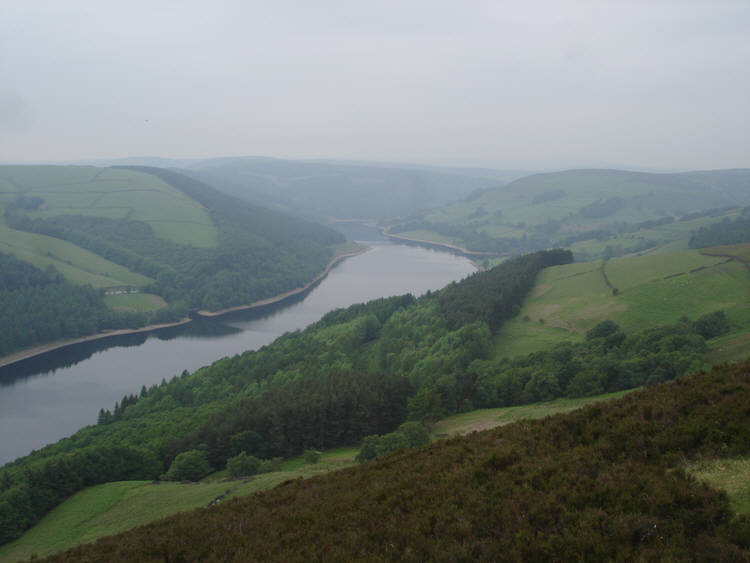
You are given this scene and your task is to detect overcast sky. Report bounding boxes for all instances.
[1,1,748,170]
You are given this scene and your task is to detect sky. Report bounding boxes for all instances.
[1,1,749,170]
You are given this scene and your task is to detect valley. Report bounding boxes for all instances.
[2,163,750,560]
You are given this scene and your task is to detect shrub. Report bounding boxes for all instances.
[303,450,321,464]
[166,450,212,481]
[226,451,262,478]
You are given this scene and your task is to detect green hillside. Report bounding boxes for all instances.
[4,249,738,549]
[0,392,631,562]
[179,156,521,222]
[0,165,345,358]
[38,362,750,561]
[495,246,750,357]
[388,168,750,260]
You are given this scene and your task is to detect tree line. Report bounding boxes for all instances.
[0,249,728,546]
[42,361,750,561]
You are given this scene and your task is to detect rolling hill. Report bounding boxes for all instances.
[173,156,524,222]
[495,244,750,357]
[387,168,750,261]
[0,165,346,357]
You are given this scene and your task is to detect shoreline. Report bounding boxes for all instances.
[196,248,371,318]
[0,248,370,370]
[378,229,493,271]
[0,318,192,370]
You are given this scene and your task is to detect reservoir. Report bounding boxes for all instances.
[0,234,476,465]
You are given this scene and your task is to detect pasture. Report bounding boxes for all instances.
[494,249,750,357]
[0,216,152,288]
[0,166,218,248]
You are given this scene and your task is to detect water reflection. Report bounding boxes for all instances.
[0,240,476,464]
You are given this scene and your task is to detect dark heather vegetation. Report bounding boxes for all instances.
[42,361,750,561]
[690,210,750,249]
[0,249,570,544]
[5,167,344,312]
[0,252,160,356]
[0,250,732,546]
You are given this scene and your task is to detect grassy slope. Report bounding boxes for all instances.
[427,169,746,230]
[1,393,636,561]
[36,362,750,561]
[0,216,152,288]
[0,166,217,248]
[0,165,223,289]
[495,247,750,357]
[398,169,750,259]
[688,457,750,516]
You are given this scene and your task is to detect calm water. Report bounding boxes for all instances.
[0,238,475,464]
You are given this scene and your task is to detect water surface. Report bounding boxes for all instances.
[0,240,475,464]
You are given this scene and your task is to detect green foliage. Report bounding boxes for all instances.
[42,362,750,561]
[226,452,261,478]
[229,430,266,459]
[586,320,621,340]
[438,248,572,331]
[693,310,730,339]
[356,422,430,463]
[690,212,750,248]
[390,168,750,258]
[0,252,153,357]
[1,251,723,547]
[0,446,160,545]
[2,165,344,316]
[165,450,212,482]
[302,450,321,464]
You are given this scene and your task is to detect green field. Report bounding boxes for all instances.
[0,165,224,289]
[687,457,750,516]
[390,169,750,261]
[0,448,359,561]
[0,389,644,561]
[431,389,635,438]
[495,249,750,357]
[0,216,152,288]
[0,166,218,248]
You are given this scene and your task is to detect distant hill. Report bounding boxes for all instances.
[387,168,750,260]
[171,156,527,222]
[0,165,345,356]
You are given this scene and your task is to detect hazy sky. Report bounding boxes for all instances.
[1,1,748,169]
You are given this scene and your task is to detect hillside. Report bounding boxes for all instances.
[496,245,750,357]
[174,156,522,222]
[0,394,630,561]
[387,168,750,261]
[0,165,345,357]
[41,362,750,561]
[0,250,573,544]
[3,248,738,549]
